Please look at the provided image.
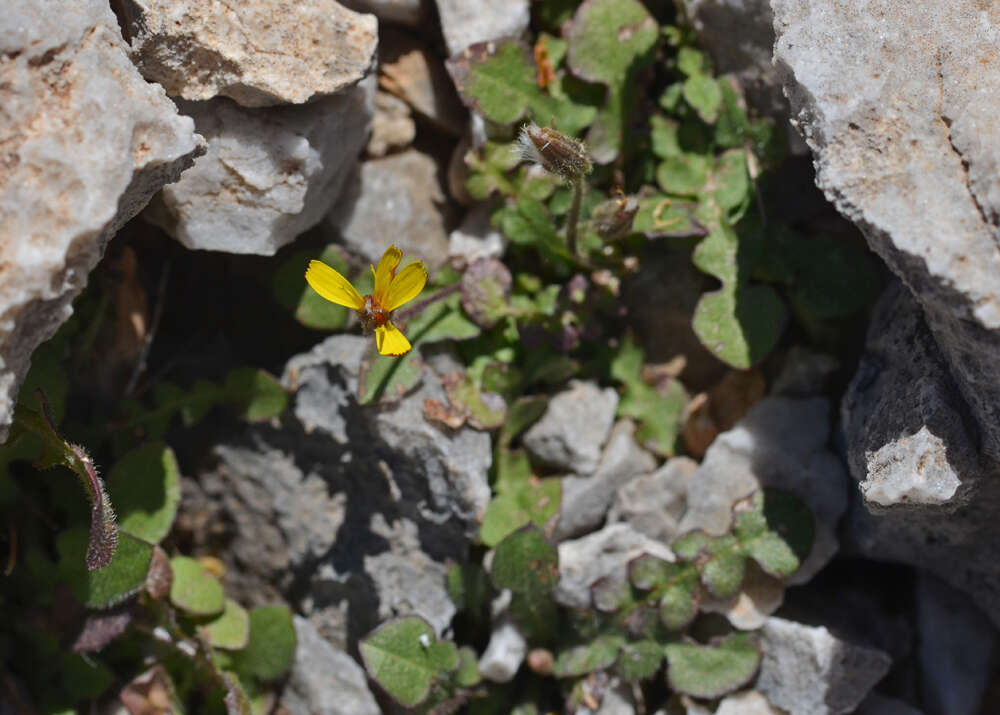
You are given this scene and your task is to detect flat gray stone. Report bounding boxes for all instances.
[609,456,697,543]
[0,0,202,439]
[147,76,374,255]
[328,149,450,269]
[478,618,526,683]
[756,617,891,715]
[554,420,657,541]
[523,380,619,476]
[282,616,380,715]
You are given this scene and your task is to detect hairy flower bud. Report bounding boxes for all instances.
[517,122,592,182]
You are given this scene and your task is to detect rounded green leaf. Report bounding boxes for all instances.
[202,598,250,650]
[169,556,224,616]
[683,74,723,123]
[491,525,559,596]
[656,154,710,197]
[58,528,153,609]
[664,632,761,699]
[359,616,457,708]
[230,605,297,681]
[554,635,625,678]
[479,478,561,547]
[106,443,181,544]
[616,640,664,681]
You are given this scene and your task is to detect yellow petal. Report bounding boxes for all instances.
[373,245,402,305]
[375,321,412,356]
[384,261,428,311]
[305,260,364,310]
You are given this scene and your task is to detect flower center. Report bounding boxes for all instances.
[361,294,390,329]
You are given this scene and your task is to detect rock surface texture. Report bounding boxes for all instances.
[327,149,450,268]
[146,77,375,254]
[186,336,490,649]
[756,617,892,715]
[842,283,1000,626]
[0,0,202,438]
[123,0,378,107]
[435,0,531,56]
[771,0,1000,461]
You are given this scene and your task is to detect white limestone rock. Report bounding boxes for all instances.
[0,0,202,439]
[123,0,378,107]
[772,0,1000,460]
[147,75,375,255]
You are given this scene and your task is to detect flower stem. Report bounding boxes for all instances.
[394,282,461,322]
[566,177,584,257]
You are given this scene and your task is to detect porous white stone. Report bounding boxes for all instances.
[124,0,378,107]
[147,75,375,255]
[478,618,526,683]
[609,456,697,543]
[0,0,202,439]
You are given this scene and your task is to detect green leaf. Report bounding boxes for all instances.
[230,605,297,681]
[455,646,482,688]
[683,74,723,123]
[407,292,482,345]
[691,204,787,368]
[465,141,521,200]
[677,47,708,77]
[223,368,288,422]
[359,616,458,708]
[58,529,153,609]
[710,149,751,212]
[565,0,660,162]
[714,80,751,149]
[273,246,352,330]
[479,475,561,547]
[673,490,814,598]
[498,396,548,448]
[106,443,181,544]
[617,640,664,681]
[491,525,559,596]
[650,115,682,159]
[169,556,224,616]
[656,154,710,197]
[611,338,688,456]
[203,598,251,650]
[664,632,761,699]
[359,350,424,405]
[447,563,493,614]
[446,40,597,136]
[500,198,574,266]
[632,196,705,240]
[553,635,625,677]
[627,554,700,631]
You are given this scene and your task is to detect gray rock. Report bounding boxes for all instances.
[523,380,619,476]
[478,618,526,683]
[367,90,416,157]
[435,0,530,56]
[609,456,697,543]
[192,335,489,648]
[123,0,377,107]
[340,0,425,26]
[554,420,657,541]
[678,397,848,584]
[449,202,507,268]
[714,691,784,715]
[915,573,995,715]
[554,523,673,611]
[147,76,374,255]
[0,0,202,440]
[281,616,381,715]
[841,284,1000,625]
[756,617,891,715]
[328,149,450,269]
[772,0,1000,461]
[842,283,978,511]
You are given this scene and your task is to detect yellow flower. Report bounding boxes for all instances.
[305,245,427,356]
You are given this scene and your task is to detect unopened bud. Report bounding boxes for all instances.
[517,122,592,182]
[591,195,639,240]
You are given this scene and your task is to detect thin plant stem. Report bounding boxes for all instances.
[394,282,461,322]
[566,177,584,257]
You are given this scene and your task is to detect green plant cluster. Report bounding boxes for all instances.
[0,322,293,712]
[361,489,813,712]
